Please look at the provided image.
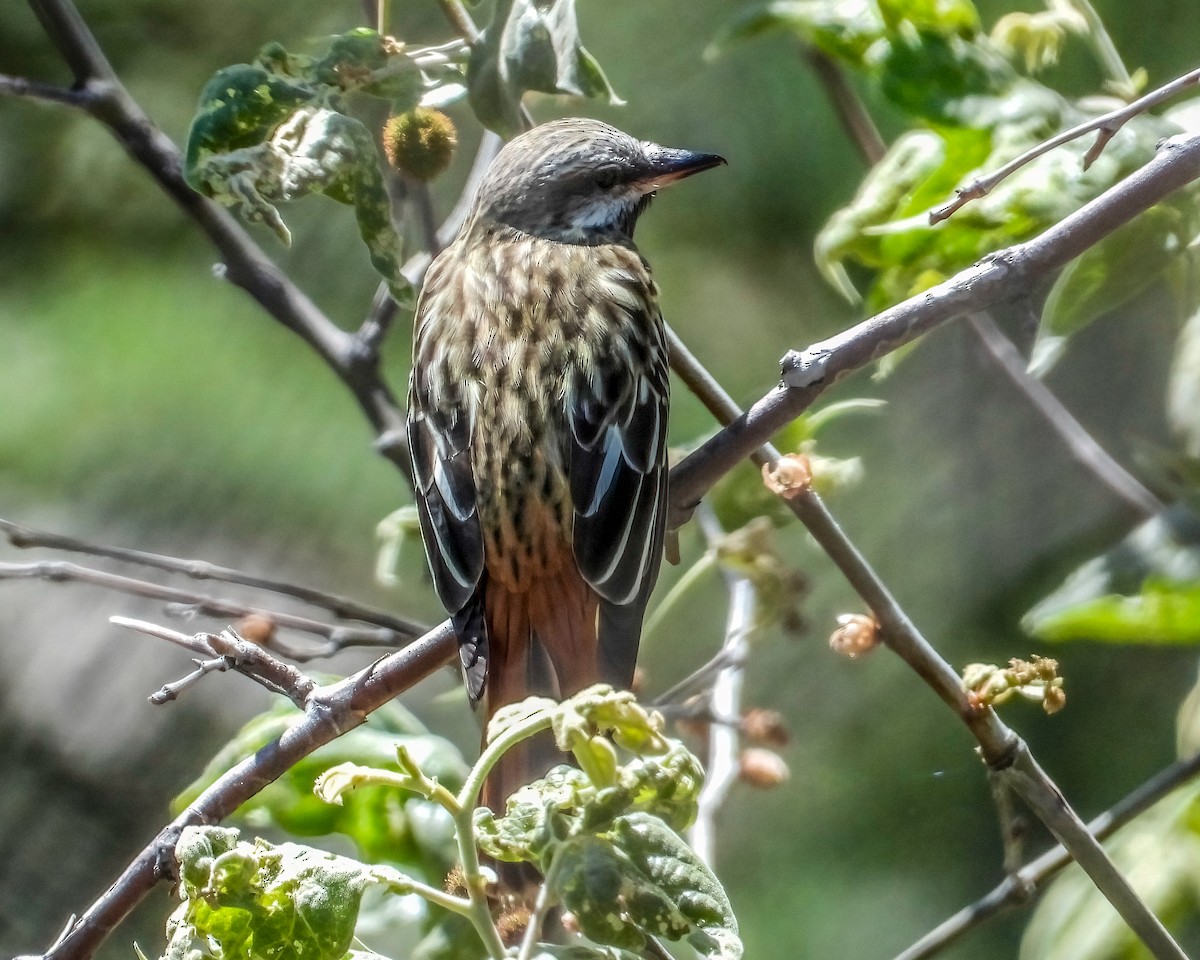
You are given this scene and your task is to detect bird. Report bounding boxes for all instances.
[407,117,724,813]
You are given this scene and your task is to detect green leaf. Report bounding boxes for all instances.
[467,0,622,137]
[1024,508,1200,644]
[184,32,469,305]
[174,699,467,869]
[164,827,375,960]
[706,0,885,65]
[1021,784,1200,960]
[1039,199,1200,359]
[550,816,741,959]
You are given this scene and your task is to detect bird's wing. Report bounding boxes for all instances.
[407,277,488,699]
[566,307,669,682]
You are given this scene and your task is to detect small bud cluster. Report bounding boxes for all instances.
[962,655,1066,715]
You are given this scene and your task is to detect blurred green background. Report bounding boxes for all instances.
[3,0,1200,957]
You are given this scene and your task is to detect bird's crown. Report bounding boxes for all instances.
[468,118,723,245]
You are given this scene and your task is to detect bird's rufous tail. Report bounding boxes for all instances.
[479,563,600,814]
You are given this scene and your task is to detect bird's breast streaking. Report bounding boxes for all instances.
[413,230,665,602]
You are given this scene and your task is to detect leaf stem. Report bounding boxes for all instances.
[450,710,557,960]
[374,869,474,917]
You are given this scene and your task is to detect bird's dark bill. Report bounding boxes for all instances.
[638,147,726,190]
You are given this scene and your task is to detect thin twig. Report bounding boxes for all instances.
[0,72,95,106]
[1068,0,1134,93]
[43,621,457,960]
[0,560,419,656]
[112,617,318,707]
[966,313,1163,518]
[0,516,426,636]
[930,65,1200,223]
[892,750,1200,960]
[436,0,481,44]
[689,505,756,867]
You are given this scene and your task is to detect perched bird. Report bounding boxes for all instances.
[407,118,724,810]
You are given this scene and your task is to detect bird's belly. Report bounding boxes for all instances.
[472,377,574,594]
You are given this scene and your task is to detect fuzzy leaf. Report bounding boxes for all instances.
[164,827,373,960]
[550,816,741,959]
[468,0,622,137]
[184,31,469,305]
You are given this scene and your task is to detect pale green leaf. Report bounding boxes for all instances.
[467,0,622,137]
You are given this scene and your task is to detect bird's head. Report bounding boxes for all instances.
[469,118,725,245]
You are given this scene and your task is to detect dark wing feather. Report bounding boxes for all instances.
[407,297,488,700]
[567,311,670,683]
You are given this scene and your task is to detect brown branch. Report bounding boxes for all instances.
[0,560,420,657]
[43,621,457,960]
[669,130,1200,521]
[19,0,415,483]
[667,316,1188,957]
[930,65,1200,223]
[0,72,94,106]
[0,517,425,637]
[111,617,318,707]
[892,749,1200,960]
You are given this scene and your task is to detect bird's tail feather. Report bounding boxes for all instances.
[480,565,599,814]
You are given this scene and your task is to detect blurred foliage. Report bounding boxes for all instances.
[175,697,467,871]
[6,0,1200,959]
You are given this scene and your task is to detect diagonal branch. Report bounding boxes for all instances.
[20,0,415,481]
[667,309,1188,958]
[892,749,1200,960]
[43,621,457,960]
[668,130,1200,520]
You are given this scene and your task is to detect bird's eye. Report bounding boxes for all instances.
[593,165,622,190]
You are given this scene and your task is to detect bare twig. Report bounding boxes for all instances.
[436,0,481,44]
[930,65,1200,223]
[0,560,420,656]
[689,507,756,867]
[0,72,94,106]
[892,750,1200,960]
[966,313,1163,518]
[669,130,1200,520]
[43,621,457,960]
[0,516,425,637]
[111,617,318,707]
